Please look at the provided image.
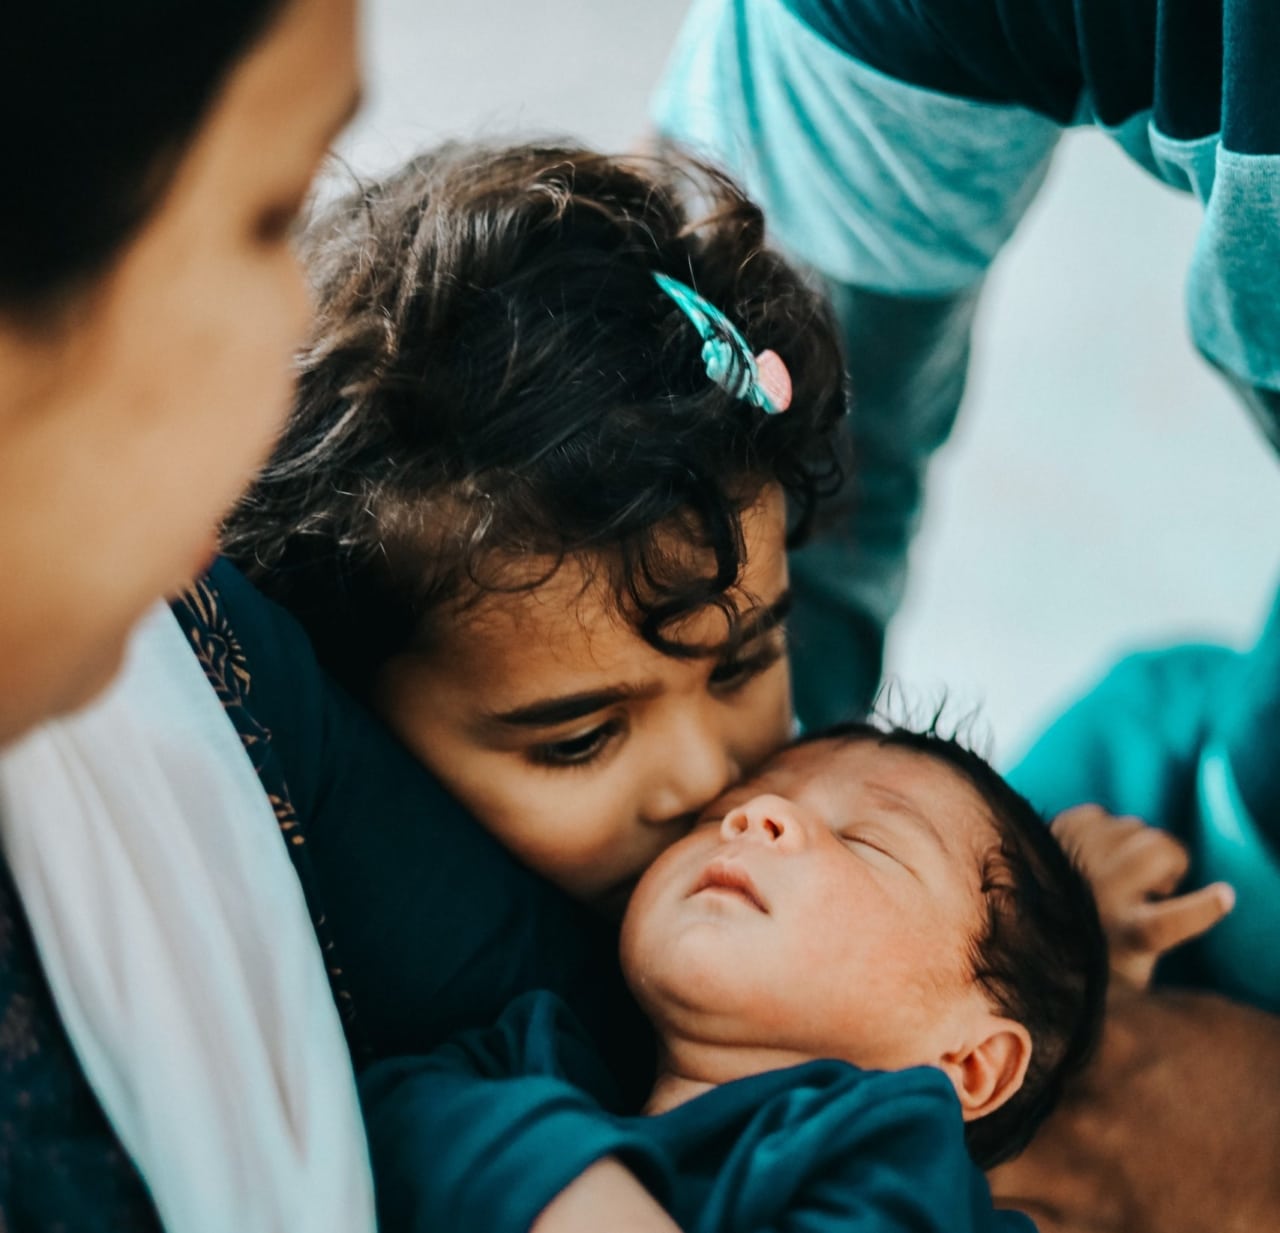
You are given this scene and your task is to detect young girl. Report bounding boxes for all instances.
[223,140,848,913]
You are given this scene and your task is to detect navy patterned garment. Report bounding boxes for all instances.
[0,559,640,1226]
[0,861,163,1229]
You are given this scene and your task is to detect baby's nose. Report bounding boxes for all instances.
[719,794,805,847]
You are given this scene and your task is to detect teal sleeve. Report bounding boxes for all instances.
[1005,643,1229,827]
[787,280,980,726]
[652,0,1059,295]
[1009,580,1280,1010]
[683,1065,1034,1233]
[360,994,668,1233]
[363,1067,658,1233]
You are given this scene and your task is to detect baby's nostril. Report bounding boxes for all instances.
[763,817,782,840]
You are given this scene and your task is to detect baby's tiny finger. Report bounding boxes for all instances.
[1120,882,1235,956]
[1105,827,1190,901]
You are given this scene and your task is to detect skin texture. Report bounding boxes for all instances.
[0,0,361,746]
[532,1159,681,1233]
[374,489,795,912]
[989,986,1280,1233]
[621,738,1031,1121]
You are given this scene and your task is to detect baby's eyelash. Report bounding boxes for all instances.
[844,833,887,855]
[840,831,919,877]
[841,832,903,863]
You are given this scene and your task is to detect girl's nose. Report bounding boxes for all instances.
[720,793,807,849]
[644,718,741,829]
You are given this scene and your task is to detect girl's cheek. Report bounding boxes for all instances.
[737,672,794,766]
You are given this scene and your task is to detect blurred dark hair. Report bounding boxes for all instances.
[805,720,1108,1170]
[1,2,287,314]
[222,140,847,689]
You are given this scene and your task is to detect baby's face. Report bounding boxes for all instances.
[620,737,1000,1072]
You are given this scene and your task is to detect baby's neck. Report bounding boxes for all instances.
[644,1069,717,1116]
[644,1034,818,1116]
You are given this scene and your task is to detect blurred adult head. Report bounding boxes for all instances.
[0,0,362,744]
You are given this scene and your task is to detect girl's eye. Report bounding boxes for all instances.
[529,720,622,769]
[709,637,786,694]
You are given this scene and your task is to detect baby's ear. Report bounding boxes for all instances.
[939,1019,1032,1122]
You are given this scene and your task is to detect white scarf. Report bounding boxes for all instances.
[0,604,376,1233]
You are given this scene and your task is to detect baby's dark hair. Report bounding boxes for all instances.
[222,139,847,688]
[805,721,1108,1169]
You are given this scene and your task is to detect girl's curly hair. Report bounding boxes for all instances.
[222,139,848,689]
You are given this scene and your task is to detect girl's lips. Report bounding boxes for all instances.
[690,859,769,914]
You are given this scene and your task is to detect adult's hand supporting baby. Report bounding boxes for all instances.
[988,986,1280,1233]
[1050,805,1234,988]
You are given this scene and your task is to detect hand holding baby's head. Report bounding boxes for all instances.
[621,722,1108,1168]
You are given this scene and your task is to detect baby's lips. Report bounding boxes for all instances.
[691,857,770,913]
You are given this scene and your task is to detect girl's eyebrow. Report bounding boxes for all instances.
[731,589,792,645]
[484,682,661,729]
[483,591,792,730]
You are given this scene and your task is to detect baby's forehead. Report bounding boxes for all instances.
[753,737,998,849]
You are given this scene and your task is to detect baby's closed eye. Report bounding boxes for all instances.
[838,830,904,866]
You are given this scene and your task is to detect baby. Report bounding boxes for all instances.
[361,723,1109,1232]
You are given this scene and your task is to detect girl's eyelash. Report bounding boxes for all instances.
[527,719,623,769]
[524,631,787,766]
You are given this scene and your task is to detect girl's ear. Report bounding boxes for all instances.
[939,1019,1033,1122]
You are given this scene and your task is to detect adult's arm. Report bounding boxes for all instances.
[651,0,1061,725]
[988,987,1280,1233]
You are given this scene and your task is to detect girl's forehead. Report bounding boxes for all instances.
[428,487,790,658]
[432,558,788,699]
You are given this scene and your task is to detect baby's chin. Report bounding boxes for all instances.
[620,921,757,1034]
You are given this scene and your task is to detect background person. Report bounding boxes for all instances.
[647,1,1280,1227]
[0,3,369,1228]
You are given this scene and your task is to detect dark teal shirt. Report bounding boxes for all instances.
[363,991,1035,1233]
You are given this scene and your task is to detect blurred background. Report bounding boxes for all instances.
[336,0,1280,766]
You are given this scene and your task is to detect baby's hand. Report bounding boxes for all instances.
[1050,804,1235,990]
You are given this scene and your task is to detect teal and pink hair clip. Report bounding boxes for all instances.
[653,272,793,414]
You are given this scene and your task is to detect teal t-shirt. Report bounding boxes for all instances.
[362,991,1033,1233]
